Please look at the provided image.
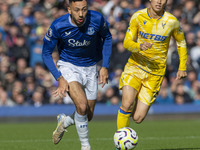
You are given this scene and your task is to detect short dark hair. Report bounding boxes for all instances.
[69,0,87,4]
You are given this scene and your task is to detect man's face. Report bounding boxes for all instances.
[150,0,167,13]
[68,0,88,27]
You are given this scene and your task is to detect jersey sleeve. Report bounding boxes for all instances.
[172,21,187,71]
[42,23,61,80]
[123,14,141,53]
[99,16,112,68]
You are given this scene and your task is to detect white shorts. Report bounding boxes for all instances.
[57,60,98,100]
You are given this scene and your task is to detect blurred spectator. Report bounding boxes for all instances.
[29,37,43,67]
[193,2,200,27]
[9,35,30,63]
[14,93,26,105]
[171,81,193,105]
[181,0,197,25]
[190,80,200,100]
[0,87,15,106]
[0,2,9,14]
[156,77,173,104]
[29,0,44,12]
[184,70,197,89]
[33,10,46,26]
[19,4,36,26]
[35,17,51,38]
[119,0,131,21]
[43,0,57,18]
[129,0,145,14]
[102,86,120,105]
[156,87,174,104]
[185,32,196,51]
[172,7,182,20]
[110,41,131,72]
[24,73,36,104]
[10,80,25,105]
[0,12,13,29]
[9,0,23,20]
[4,71,16,94]
[0,32,8,52]
[110,67,123,86]
[186,55,196,73]
[96,90,106,104]
[0,55,10,86]
[165,0,174,12]
[193,88,200,104]
[31,90,44,107]
[107,95,120,105]
[190,38,200,71]
[102,0,122,21]
[34,62,47,84]
[15,57,28,81]
[167,39,180,74]
[5,25,18,49]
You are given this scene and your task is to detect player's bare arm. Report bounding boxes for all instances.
[98,67,108,88]
[176,70,187,80]
[53,76,69,98]
[140,41,153,50]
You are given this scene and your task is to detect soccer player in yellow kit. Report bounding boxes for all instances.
[117,0,187,129]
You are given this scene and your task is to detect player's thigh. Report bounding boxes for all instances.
[133,74,164,123]
[85,65,98,100]
[121,85,138,112]
[68,81,88,113]
[119,64,142,112]
[119,63,142,92]
[58,61,86,85]
[138,74,164,106]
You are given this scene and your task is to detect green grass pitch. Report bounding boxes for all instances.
[0,118,200,150]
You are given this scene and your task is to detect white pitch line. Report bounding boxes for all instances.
[0,136,199,143]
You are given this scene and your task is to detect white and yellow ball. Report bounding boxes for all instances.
[114,127,138,150]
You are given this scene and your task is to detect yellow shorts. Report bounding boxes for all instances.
[119,62,164,106]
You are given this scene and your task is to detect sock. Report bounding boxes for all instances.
[63,112,75,128]
[74,111,90,147]
[117,107,131,130]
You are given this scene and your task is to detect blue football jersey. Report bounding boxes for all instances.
[42,10,112,80]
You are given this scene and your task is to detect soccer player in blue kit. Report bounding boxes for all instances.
[42,0,112,149]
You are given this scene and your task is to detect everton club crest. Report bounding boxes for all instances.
[87,27,95,35]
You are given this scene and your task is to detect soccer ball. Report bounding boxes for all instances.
[114,127,138,150]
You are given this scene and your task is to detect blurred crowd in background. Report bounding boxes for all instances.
[0,0,200,107]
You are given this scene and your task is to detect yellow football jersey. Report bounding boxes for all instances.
[123,8,187,76]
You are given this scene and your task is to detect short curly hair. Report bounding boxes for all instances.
[69,0,87,4]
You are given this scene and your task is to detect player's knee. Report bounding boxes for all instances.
[132,115,144,124]
[76,103,87,115]
[121,102,134,112]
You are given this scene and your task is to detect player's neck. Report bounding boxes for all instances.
[148,7,164,19]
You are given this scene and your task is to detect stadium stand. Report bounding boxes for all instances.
[0,0,200,116]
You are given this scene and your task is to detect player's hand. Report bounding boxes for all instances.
[140,42,153,50]
[176,70,187,80]
[53,77,69,98]
[98,67,108,88]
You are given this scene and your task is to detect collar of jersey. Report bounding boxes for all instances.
[147,8,165,20]
[68,14,86,27]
